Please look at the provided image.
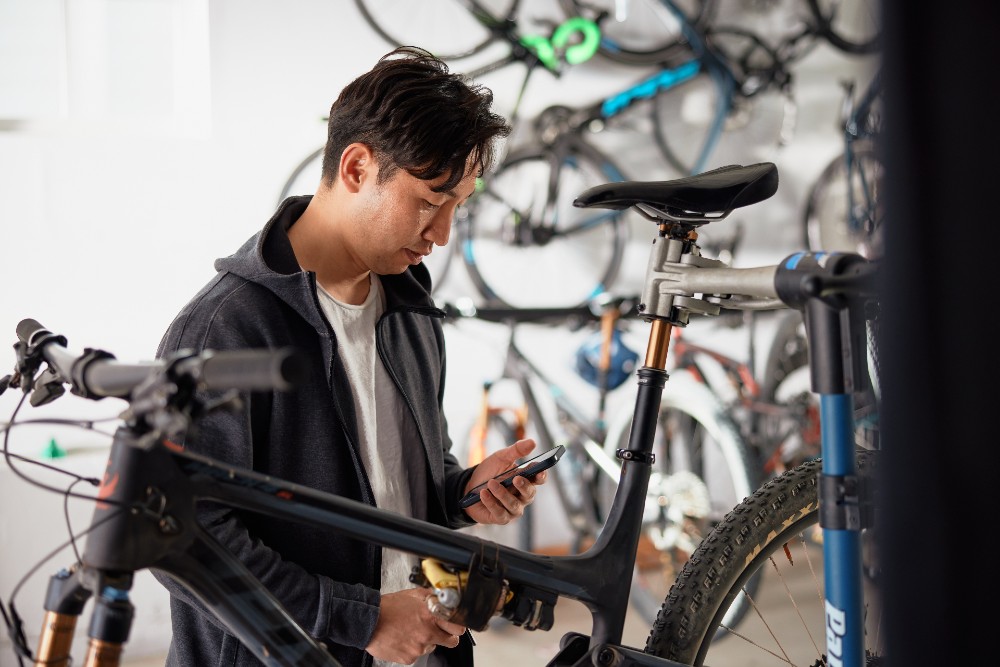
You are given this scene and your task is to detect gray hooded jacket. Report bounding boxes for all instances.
[153,196,476,667]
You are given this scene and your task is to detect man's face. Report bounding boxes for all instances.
[352,160,478,276]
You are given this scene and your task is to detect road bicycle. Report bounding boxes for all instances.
[440,293,759,630]
[802,68,883,259]
[1,161,879,667]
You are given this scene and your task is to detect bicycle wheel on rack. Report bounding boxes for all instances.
[459,140,629,308]
[802,138,884,259]
[557,0,717,66]
[354,0,518,61]
[646,451,882,666]
[807,0,882,54]
[601,368,760,630]
[651,29,789,176]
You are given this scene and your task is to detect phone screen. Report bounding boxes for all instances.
[459,445,564,509]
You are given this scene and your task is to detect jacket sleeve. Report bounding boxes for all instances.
[153,297,382,649]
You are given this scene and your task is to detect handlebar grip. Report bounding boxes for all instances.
[15,319,305,398]
[196,349,306,392]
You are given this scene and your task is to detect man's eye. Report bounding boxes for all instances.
[422,200,441,210]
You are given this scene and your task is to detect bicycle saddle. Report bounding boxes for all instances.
[573,162,778,220]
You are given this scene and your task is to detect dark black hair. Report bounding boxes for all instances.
[321,47,511,193]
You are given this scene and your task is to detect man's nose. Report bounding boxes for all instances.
[425,208,454,247]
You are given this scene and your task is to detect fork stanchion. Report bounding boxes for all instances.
[34,568,91,667]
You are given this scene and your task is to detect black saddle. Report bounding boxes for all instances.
[573,163,778,221]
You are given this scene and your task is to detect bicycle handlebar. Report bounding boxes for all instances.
[16,318,305,400]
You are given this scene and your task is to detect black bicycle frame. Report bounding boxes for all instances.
[45,369,686,667]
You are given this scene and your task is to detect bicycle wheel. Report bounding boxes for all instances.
[601,369,759,630]
[557,0,717,66]
[802,139,884,259]
[651,31,789,175]
[459,141,629,308]
[354,0,518,61]
[646,451,882,666]
[807,0,882,54]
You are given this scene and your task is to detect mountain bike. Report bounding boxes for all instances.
[802,68,883,259]
[1,161,878,667]
[571,166,880,666]
[441,293,759,630]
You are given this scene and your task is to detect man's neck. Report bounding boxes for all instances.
[289,196,370,305]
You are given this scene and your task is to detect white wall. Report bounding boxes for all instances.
[0,1,878,663]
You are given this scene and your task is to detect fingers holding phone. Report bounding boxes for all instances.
[460,440,562,525]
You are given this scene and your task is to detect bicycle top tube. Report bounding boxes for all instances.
[439,295,640,326]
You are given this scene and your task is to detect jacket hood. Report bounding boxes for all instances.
[214,195,438,330]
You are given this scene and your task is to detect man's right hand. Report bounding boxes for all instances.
[365,587,467,665]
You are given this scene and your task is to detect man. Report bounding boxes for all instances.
[154,47,544,667]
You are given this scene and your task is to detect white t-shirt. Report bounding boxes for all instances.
[318,274,432,667]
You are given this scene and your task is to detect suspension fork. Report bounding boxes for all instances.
[33,567,134,667]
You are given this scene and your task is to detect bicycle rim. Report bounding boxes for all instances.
[807,0,882,54]
[460,145,628,308]
[558,0,716,66]
[646,451,882,666]
[353,0,518,61]
[803,140,884,258]
[601,370,759,631]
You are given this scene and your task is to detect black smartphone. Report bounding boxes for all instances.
[458,445,565,509]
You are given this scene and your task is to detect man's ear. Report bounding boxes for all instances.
[339,143,374,194]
